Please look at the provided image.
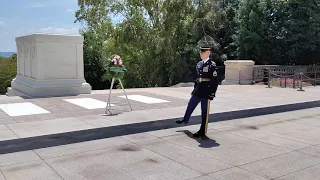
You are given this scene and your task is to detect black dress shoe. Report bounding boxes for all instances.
[192,132,205,138]
[176,119,188,124]
[200,135,209,140]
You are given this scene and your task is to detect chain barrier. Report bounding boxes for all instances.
[236,68,319,91]
[269,72,296,78]
[187,65,318,92]
[300,73,320,89]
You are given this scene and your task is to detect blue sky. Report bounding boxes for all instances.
[0,0,83,52]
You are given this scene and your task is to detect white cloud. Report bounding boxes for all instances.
[28,27,80,35]
[0,21,5,26]
[30,3,45,8]
[66,8,74,13]
[28,0,77,8]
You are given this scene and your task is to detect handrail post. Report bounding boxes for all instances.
[293,73,296,89]
[298,72,305,91]
[314,71,317,87]
[252,68,255,84]
[238,69,241,85]
[267,68,271,88]
[279,72,282,88]
[284,72,287,88]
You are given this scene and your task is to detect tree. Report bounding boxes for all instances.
[280,0,320,65]
[0,56,16,94]
[81,30,108,90]
[74,0,320,90]
[235,0,320,65]
[75,0,197,88]
[235,0,267,64]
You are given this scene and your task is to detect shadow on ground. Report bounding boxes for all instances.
[176,130,220,148]
[0,100,318,155]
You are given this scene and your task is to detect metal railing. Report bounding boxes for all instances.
[187,64,319,91]
[253,65,320,84]
[252,66,320,91]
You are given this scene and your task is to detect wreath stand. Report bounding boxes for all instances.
[105,76,132,115]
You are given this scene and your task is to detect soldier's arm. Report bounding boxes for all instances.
[193,61,201,88]
[208,65,219,99]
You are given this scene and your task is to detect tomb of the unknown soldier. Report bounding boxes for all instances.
[6,33,92,98]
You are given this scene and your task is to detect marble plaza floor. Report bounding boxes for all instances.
[0,85,319,179]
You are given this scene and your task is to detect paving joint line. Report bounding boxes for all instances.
[186,174,218,180]
[202,166,273,180]
[199,121,316,147]
[42,159,65,180]
[161,131,298,170]
[232,148,320,180]
[271,161,320,180]
[131,140,207,176]
[74,116,104,129]
[247,130,316,146]
[242,143,319,167]
[143,122,315,156]
[284,120,320,128]
[119,132,159,144]
[232,157,294,180]
[0,169,7,180]
[0,100,319,154]
[293,148,320,158]
[0,158,41,168]
[227,118,320,145]
[5,125,20,139]
[33,150,66,180]
[227,131,314,151]
[37,142,132,161]
[157,133,240,169]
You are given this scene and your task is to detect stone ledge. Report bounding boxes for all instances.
[224,60,255,66]
[16,33,83,44]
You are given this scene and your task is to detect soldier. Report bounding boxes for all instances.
[176,35,219,139]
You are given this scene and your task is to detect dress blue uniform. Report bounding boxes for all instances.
[176,46,219,138]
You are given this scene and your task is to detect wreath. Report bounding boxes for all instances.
[107,55,126,79]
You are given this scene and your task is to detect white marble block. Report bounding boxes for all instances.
[222,60,255,85]
[7,33,92,98]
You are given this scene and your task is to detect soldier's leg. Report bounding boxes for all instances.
[176,95,201,124]
[194,98,210,137]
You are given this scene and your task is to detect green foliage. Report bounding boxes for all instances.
[74,0,320,90]
[0,55,17,94]
[235,0,320,65]
[235,0,267,62]
[280,0,320,65]
[81,30,109,90]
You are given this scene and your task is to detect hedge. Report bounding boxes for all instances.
[0,58,16,94]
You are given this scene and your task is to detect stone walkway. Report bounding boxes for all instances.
[0,85,319,179]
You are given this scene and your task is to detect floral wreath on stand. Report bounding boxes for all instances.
[108,55,126,79]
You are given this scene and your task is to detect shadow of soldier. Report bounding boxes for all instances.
[176,130,220,148]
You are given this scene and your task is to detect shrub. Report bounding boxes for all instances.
[0,57,17,94]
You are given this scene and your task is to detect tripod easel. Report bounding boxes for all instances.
[105,77,132,114]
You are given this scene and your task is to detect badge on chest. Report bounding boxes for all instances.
[202,66,209,72]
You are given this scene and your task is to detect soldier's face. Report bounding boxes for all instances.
[200,50,210,60]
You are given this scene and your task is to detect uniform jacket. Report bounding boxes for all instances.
[191,58,219,100]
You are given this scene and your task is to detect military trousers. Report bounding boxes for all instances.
[183,95,211,134]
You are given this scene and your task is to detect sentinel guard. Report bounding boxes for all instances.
[176,35,219,139]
